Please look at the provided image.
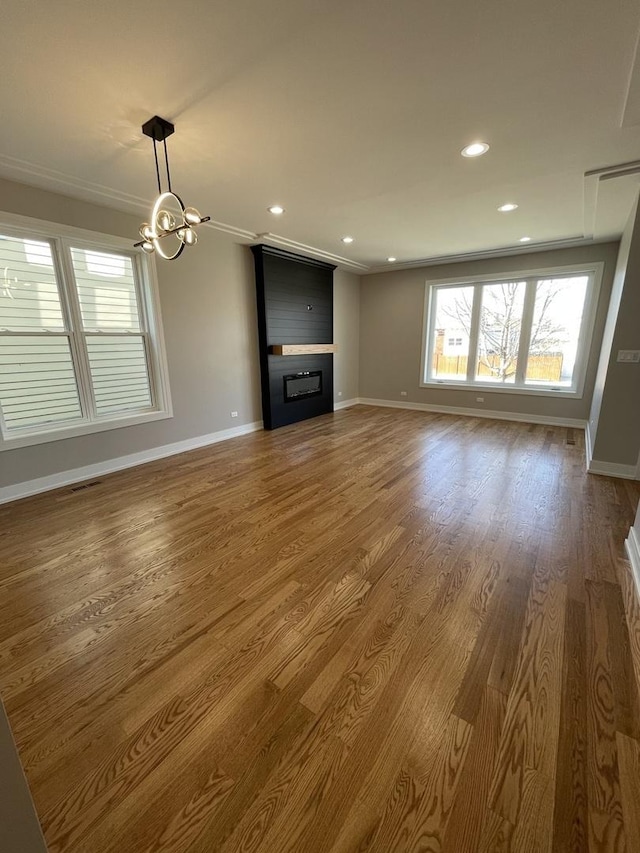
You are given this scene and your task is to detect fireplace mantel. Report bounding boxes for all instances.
[270,344,337,356]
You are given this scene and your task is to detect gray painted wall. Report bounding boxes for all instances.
[589,198,640,467]
[0,699,47,852]
[589,201,637,452]
[0,178,360,489]
[334,267,360,403]
[359,243,619,422]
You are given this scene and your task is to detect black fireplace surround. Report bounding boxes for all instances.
[251,245,335,430]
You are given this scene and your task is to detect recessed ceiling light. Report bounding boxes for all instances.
[387,257,397,262]
[498,203,518,212]
[267,205,285,215]
[519,236,531,242]
[461,142,490,158]
[342,236,354,244]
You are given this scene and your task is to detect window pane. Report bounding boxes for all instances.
[86,335,152,415]
[0,336,82,430]
[0,236,66,330]
[475,282,526,383]
[430,286,474,380]
[70,248,141,331]
[525,277,588,387]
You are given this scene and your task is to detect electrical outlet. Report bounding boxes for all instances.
[617,350,640,363]
[400,391,408,397]
[476,396,484,402]
[338,391,343,397]
[231,411,238,418]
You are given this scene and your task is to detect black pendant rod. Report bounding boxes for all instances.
[152,136,173,194]
[163,138,172,193]
[152,139,162,195]
[143,116,176,195]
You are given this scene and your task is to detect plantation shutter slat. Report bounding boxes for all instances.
[0,336,82,430]
[85,336,152,414]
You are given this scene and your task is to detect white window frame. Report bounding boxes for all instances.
[420,261,604,398]
[0,212,172,450]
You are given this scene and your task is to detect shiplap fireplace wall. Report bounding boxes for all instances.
[251,245,336,430]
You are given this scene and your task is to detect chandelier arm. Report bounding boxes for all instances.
[133,216,211,246]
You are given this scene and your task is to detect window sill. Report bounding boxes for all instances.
[420,380,583,400]
[0,409,173,451]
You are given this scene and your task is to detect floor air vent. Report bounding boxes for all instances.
[69,480,102,493]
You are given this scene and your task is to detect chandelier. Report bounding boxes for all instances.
[134,116,210,260]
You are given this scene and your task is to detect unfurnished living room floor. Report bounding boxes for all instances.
[1,406,640,852]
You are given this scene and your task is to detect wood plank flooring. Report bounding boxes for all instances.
[1,405,639,852]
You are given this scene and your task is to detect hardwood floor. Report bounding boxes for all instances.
[1,405,639,852]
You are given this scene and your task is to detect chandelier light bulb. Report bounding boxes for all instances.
[141,241,155,254]
[183,227,198,246]
[139,223,153,240]
[184,207,202,226]
[157,210,175,232]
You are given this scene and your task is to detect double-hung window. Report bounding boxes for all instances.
[421,263,603,397]
[0,215,171,449]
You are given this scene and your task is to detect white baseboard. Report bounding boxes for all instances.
[5,398,632,505]
[587,459,640,480]
[585,420,594,469]
[584,421,638,480]
[333,397,361,411]
[626,527,640,598]
[357,397,587,428]
[0,421,263,506]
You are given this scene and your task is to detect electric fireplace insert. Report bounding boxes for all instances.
[283,371,322,402]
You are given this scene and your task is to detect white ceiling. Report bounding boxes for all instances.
[2,0,640,271]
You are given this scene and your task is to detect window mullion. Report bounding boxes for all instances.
[132,254,151,334]
[516,279,536,386]
[133,255,157,406]
[141,331,158,408]
[57,238,96,420]
[466,284,482,381]
[425,287,437,381]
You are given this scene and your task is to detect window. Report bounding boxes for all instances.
[0,216,171,449]
[422,264,602,396]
